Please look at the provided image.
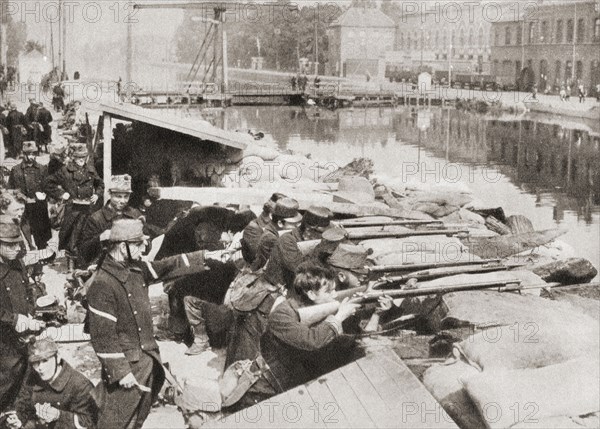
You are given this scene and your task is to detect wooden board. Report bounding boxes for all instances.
[210,349,458,428]
[155,187,427,219]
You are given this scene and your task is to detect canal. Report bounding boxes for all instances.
[193,105,600,280]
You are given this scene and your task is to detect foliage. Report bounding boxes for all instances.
[174,0,344,73]
[24,40,45,54]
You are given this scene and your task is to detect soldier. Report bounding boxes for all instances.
[224,206,333,367]
[0,190,35,251]
[51,84,65,113]
[229,262,359,409]
[240,193,286,265]
[0,220,45,419]
[45,144,103,269]
[86,218,227,428]
[46,142,68,177]
[24,99,38,141]
[18,338,97,429]
[5,103,28,159]
[78,174,143,266]
[9,142,52,250]
[262,205,333,295]
[34,102,53,153]
[249,197,301,272]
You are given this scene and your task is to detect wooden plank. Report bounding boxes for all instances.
[286,384,327,429]
[377,351,458,428]
[304,378,351,429]
[323,369,374,428]
[155,187,427,219]
[338,361,398,428]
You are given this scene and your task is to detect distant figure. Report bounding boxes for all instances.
[5,103,28,158]
[565,85,571,101]
[35,102,53,152]
[290,75,297,91]
[74,71,80,80]
[560,86,567,102]
[314,75,321,90]
[531,84,537,100]
[578,84,585,103]
[52,83,65,112]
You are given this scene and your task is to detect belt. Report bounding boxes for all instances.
[254,354,281,393]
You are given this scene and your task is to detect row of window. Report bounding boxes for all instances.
[497,17,600,46]
[396,27,487,51]
[493,58,600,83]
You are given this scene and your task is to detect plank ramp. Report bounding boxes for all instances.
[208,349,457,428]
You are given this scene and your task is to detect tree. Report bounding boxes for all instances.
[24,40,45,54]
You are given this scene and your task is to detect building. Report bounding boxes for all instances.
[18,50,52,86]
[327,7,395,79]
[387,2,495,80]
[490,0,600,92]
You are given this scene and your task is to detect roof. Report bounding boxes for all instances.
[99,102,248,150]
[331,7,395,28]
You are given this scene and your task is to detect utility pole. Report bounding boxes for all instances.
[448,44,452,87]
[58,0,62,79]
[420,24,424,70]
[314,9,319,75]
[62,0,66,78]
[50,20,55,68]
[126,19,132,84]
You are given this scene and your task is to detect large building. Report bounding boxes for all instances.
[327,7,395,79]
[490,0,600,92]
[386,2,496,79]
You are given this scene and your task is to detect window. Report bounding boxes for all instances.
[460,28,465,46]
[565,60,573,79]
[577,18,585,43]
[398,32,404,49]
[556,20,563,43]
[469,28,474,46]
[554,60,561,82]
[528,22,535,44]
[478,27,484,47]
[595,18,600,41]
[505,26,511,45]
[566,19,573,42]
[516,24,522,44]
[541,21,548,43]
[576,60,583,80]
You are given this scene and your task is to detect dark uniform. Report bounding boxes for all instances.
[240,214,270,265]
[263,228,305,292]
[24,361,97,429]
[35,106,53,150]
[45,159,104,257]
[5,108,28,158]
[9,160,52,250]
[87,251,209,428]
[24,103,37,141]
[78,204,143,266]
[0,261,34,414]
[237,297,354,408]
[249,222,279,272]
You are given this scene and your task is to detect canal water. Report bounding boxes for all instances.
[195,105,600,279]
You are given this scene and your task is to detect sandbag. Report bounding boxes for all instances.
[438,208,486,226]
[422,360,484,429]
[414,191,474,208]
[510,413,600,428]
[455,318,599,371]
[462,358,600,429]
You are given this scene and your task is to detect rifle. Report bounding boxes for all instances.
[367,258,502,274]
[344,228,468,241]
[370,262,525,288]
[298,280,600,326]
[298,279,522,325]
[337,219,444,228]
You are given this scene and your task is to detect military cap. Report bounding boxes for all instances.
[29,338,59,363]
[0,220,23,243]
[70,144,89,158]
[327,243,369,274]
[303,206,333,229]
[22,141,37,153]
[109,218,149,242]
[109,174,133,194]
[272,198,302,222]
[48,143,67,156]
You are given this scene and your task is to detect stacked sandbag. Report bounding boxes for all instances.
[422,359,485,429]
[362,236,471,265]
[461,358,600,429]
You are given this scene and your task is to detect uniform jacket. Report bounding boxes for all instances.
[25,105,37,124]
[78,204,143,265]
[249,222,279,272]
[45,162,104,202]
[26,361,97,429]
[260,298,343,393]
[87,251,208,384]
[0,261,34,358]
[263,228,304,290]
[9,161,48,200]
[6,110,27,144]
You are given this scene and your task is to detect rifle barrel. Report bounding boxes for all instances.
[338,220,443,228]
[347,229,468,240]
[368,258,502,273]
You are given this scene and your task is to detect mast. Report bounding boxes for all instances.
[62,0,67,78]
[58,0,62,79]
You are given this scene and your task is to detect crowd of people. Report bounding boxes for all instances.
[1,123,388,427]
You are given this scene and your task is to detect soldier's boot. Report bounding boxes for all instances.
[185,324,210,355]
